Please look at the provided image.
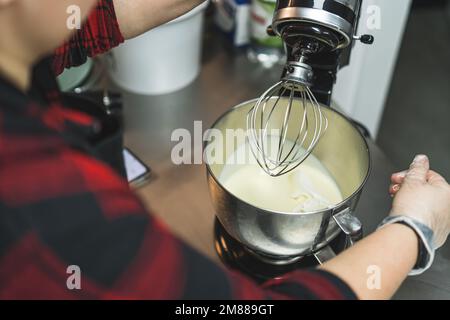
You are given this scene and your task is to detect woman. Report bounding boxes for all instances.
[0,0,449,300]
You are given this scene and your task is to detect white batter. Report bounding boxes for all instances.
[219,140,343,213]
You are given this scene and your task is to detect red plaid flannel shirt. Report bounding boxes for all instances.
[0,0,356,300]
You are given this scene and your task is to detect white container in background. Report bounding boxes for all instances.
[109,1,209,95]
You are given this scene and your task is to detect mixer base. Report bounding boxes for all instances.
[214,218,347,283]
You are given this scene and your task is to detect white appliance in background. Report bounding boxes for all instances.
[332,0,412,138]
[109,1,210,95]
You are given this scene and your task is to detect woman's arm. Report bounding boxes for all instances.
[321,155,450,300]
[113,0,206,40]
[52,0,206,74]
[321,223,418,300]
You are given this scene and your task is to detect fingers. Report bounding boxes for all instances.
[389,155,432,196]
[389,156,449,200]
[404,155,430,184]
[393,169,447,186]
[391,171,407,184]
[389,183,400,196]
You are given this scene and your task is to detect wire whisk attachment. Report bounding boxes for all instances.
[246,62,328,177]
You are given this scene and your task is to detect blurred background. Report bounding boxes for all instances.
[377,0,450,177]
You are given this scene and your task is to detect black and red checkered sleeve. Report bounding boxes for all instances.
[52,0,124,75]
[0,140,356,299]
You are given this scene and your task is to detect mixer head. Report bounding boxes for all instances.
[271,0,374,92]
[272,0,373,51]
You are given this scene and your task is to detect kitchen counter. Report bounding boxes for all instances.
[117,31,450,300]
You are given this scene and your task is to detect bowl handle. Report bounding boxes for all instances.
[312,208,363,264]
[333,208,363,248]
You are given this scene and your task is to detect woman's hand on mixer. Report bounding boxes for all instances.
[113,0,206,39]
[389,155,450,248]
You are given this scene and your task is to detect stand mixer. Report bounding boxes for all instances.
[247,0,374,177]
[206,0,374,281]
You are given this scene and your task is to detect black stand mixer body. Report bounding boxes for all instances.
[271,0,372,106]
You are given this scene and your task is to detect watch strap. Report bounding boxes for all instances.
[378,215,435,276]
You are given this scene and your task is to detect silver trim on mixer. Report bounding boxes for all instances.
[273,7,354,49]
[282,62,314,87]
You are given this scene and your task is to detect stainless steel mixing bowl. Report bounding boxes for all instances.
[205,98,371,262]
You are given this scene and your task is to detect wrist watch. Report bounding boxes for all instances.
[377,215,435,276]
